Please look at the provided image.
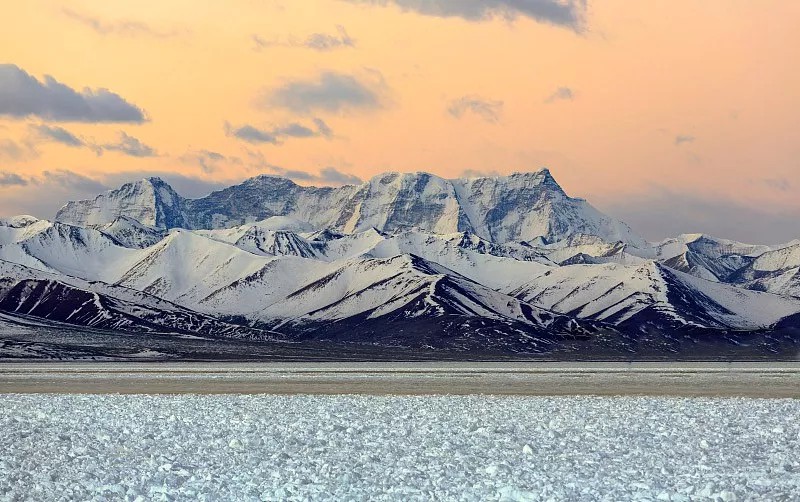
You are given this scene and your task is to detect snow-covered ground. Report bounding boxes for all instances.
[1,395,798,500]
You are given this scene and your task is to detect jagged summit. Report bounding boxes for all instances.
[57,176,187,229]
[55,169,646,247]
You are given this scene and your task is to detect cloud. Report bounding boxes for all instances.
[100,132,157,157]
[181,149,242,174]
[266,71,385,113]
[318,166,362,184]
[0,138,37,161]
[544,86,575,103]
[0,171,28,187]
[39,169,109,193]
[30,124,86,148]
[461,168,503,178]
[225,118,333,144]
[761,178,791,192]
[0,169,111,218]
[62,8,178,38]
[253,25,356,51]
[28,126,155,157]
[674,134,695,146]
[0,64,146,122]
[0,169,235,218]
[341,0,587,30]
[227,124,277,144]
[247,150,361,186]
[447,95,503,123]
[602,186,800,245]
[265,165,362,185]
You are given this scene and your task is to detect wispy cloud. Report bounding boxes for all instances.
[247,150,362,185]
[39,169,108,193]
[181,149,242,174]
[30,124,86,148]
[0,171,28,187]
[265,71,386,114]
[0,138,37,161]
[29,126,157,157]
[674,134,695,146]
[62,8,180,38]
[761,177,791,192]
[318,166,363,185]
[544,86,575,103]
[225,118,333,144]
[447,95,503,123]
[101,132,157,157]
[0,64,146,122]
[253,25,356,51]
[340,0,587,31]
[461,168,503,178]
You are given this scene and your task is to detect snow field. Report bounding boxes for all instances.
[1,395,799,501]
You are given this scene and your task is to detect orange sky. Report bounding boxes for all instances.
[1,0,799,242]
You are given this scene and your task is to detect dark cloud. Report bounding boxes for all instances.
[30,124,85,148]
[62,8,178,38]
[602,187,800,245]
[447,95,503,123]
[266,71,385,113]
[225,118,333,144]
[341,0,586,30]
[0,171,28,187]
[253,25,356,51]
[101,132,157,157]
[0,64,146,122]
[544,86,575,103]
[674,134,695,146]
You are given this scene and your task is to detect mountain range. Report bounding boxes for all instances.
[2,169,799,360]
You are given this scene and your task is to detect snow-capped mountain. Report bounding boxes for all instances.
[55,169,647,247]
[2,169,799,359]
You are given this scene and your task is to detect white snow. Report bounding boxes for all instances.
[1,395,797,500]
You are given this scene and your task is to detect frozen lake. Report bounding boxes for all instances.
[1,394,798,500]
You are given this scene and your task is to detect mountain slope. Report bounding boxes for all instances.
[512,261,800,330]
[0,259,272,338]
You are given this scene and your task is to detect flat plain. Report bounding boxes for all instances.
[2,362,799,396]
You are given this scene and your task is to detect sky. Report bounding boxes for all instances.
[1,0,799,243]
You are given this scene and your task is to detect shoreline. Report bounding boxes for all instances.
[2,362,799,397]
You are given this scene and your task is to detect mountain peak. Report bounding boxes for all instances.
[55,168,646,246]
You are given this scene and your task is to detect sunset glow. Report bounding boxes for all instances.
[1,0,799,242]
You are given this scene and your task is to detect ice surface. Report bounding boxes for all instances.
[1,395,798,500]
